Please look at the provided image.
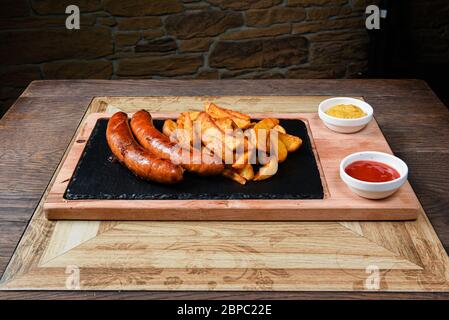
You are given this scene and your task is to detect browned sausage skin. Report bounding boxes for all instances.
[130,110,224,176]
[106,112,184,184]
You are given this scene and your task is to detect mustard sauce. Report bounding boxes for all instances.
[325,104,367,119]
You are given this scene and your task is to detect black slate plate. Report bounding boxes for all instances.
[64,119,324,200]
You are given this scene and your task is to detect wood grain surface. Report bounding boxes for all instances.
[44,100,420,221]
[1,92,448,293]
[0,79,448,299]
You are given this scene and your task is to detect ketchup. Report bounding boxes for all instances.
[345,160,400,182]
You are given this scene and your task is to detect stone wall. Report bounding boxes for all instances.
[0,0,374,116]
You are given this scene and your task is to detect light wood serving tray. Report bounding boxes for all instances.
[44,103,420,221]
[2,96,448,292]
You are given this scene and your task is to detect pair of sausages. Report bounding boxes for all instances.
[106,110,224,184]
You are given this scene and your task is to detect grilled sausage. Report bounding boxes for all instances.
[130,110,224,176]
[106,112,184,184]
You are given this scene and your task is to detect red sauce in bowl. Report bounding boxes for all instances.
[345,160,400,182]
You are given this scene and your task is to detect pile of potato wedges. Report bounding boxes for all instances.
[163,102,302,184]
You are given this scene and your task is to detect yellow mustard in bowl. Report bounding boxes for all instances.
[325,104,367,119]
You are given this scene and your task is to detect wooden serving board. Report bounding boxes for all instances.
[2,96,448,292]
[43,100,420,221]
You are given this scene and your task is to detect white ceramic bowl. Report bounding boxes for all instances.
[340,151,408,200]
[318,97,374,133]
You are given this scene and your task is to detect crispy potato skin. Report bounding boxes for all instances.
[162,119,177,139]
[222,168,246,185]
[279,132,302,152]
[238,164,254,181]
[205,102,251,129]
[106,112,184,184]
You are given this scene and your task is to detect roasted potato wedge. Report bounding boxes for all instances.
[254,118,279,131]
[214,117,235,132]
[269,137,288,163]
[175,114,189,148]
[252,119,279,152]
[197,112,232,159]
[205,102,251,129]
[176,112,185,128]
[202,113,246,154]
[188,111,200,121]
[238,164,254,181]
[176,129,191,149]
[229,117,251,129]
[277,139,288,163]
[231,130,249,167]
[279,133,302,153]
[182,112,195,146]
[232,151,248,169]
[205,102,229,119]
[266,130,288,163]
[273,124,286,134]
[197,112,223,138]
[253,157,278,181]
[226,107,250,120]
[162,119,178,140]
[222,168,246,185]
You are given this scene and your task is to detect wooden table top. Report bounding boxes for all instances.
[0,79,448,299]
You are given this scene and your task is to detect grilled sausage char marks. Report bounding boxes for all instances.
[130,110,224,176]
[106,112,184,184]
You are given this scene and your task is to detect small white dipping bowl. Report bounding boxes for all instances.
[318,97,373,133]
[340,151,408,200]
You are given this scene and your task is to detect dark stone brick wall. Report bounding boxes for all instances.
[0,0,376,116]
